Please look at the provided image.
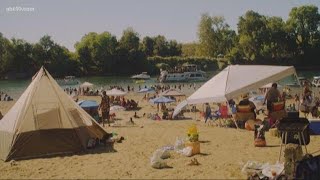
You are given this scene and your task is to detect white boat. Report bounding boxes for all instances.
[131,72,151,79]
[159,64,206,83]
[56,76,80,86]
[312,76,320,87]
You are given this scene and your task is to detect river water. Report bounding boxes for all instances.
[0,70,318,100]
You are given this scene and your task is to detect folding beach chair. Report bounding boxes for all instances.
[209,105,233,127]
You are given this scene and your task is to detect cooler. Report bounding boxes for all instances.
[185,141,200,155]
[308,119,320,135]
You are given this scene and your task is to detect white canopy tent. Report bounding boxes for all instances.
[173,65,298,117]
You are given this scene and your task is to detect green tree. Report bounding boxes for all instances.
[141,36,154,56]
[153,35,168,56]
[9,38,33,74]
[287,5,320,55]
[167,40,182,56]
[237,10,268,60]
[0,33,12,75]
[197,13,214,57]
[118,28,147,74]
[181,43,199,57]
[198,14,236,57]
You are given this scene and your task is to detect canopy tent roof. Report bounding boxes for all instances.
[173,65,297,117]
[187,65,296,104]
[106,88,127,96]
[159,89,185,97]
[80,82,94,88]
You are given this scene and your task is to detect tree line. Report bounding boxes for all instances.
[0,5,319,79]
[190,5,320,67]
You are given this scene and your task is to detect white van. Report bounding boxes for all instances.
[312,76,320,87]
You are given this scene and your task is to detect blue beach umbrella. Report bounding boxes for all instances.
[77,100,99,109]
[149,96,175,104]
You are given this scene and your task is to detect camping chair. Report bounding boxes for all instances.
[212,105,233,127]
[269,101,287,128]
[234,105,255,129]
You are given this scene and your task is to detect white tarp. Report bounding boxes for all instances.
[173,65,297,117]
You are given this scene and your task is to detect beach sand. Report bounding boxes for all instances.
[1,91,320,179]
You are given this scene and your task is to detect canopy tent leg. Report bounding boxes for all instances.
[226,101,239,129]
[194,106,197,121]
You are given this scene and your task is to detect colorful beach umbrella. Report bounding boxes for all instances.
[149,96,175,104]
[159,89,185,97]
[138,88,155,93]
[80,81,94,88]
[106,88,127,96]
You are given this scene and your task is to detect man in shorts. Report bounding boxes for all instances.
[99,91,110,127]
[263,83,281,113]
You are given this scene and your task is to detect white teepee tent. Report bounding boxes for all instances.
[0,67,108,161]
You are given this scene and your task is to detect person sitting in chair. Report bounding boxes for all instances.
[238,94,257,119]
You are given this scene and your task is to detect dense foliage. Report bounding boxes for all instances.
[0,5,319,79]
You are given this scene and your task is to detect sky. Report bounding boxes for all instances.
[0,0,319,51]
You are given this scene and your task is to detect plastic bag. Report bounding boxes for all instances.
[150,149,170,169]
[174,137,185,151]
[182,146,193,157]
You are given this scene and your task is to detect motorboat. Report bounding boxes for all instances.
[56,76,80,86]
[158,64,206,83]
[131,72,151,79]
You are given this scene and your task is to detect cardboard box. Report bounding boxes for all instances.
[185,141,200,155]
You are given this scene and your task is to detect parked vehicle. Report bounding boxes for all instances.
[312,76,320,87]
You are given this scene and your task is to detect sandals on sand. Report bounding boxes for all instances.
[187,158,201,166]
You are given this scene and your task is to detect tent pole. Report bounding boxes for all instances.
[293,72,302,111]
[194,105,196,121]
[226,100,239,129]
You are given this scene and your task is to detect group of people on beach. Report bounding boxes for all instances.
[204,83,285,126]
[0,91,13,101]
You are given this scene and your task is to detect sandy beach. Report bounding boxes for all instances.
[1,90,320,179]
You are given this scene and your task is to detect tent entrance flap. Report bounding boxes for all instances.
[34,103,62,130]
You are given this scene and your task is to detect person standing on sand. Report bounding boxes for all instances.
[99,91,110,127]
[263,83,281,112]
[204,103,212,123]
